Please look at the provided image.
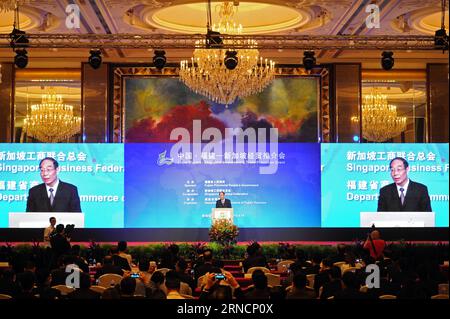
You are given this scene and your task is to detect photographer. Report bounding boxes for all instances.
[199,271,243,300]
[50,224,71,261]
[363,230,385,261]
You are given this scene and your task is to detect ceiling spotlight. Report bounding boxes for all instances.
[435,0,449,52]
[224,50,238,70]
[381,51,394,70]
[88,49,102,69]
[434,28,449,51]
[9,27,29,50]
[153,50,166,70]
[303,51,316,71]
[14,49,28,68]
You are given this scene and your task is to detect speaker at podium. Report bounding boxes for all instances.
[211,208,234,224]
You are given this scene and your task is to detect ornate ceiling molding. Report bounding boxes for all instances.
[0,33,439,50]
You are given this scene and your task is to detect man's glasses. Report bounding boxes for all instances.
[390,167,405,173]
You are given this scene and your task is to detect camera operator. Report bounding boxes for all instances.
[50,224,71,261]
[363,229,385,262]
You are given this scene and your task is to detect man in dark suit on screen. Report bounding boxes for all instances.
[216,191,232,208]
[26,157,81,212]
[377,157,432,212]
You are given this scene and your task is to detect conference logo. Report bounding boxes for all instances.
[159,120,280,174]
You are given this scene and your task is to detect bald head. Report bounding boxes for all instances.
[371,230,380,240]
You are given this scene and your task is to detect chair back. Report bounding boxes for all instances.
[431,294,449,299]
[97,273,123,288]
[51,285,75,296]
[438,283,448,295]
[90,285,106,294]
[379,294,397,299]
[306,274,316,289]
[157,268,171,275]
[0,294,12,299]
[265,273,281,287]
[342,267,358,274]
[247,267,270,274]
[277,260,294,273]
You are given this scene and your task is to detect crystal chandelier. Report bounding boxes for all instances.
[0,0,29,12]
[355,90,407,142]
[23,88,81,143]
[179,1,275,106]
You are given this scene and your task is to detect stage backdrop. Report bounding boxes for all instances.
[0,144,124,228]
[321,143,449,227]
[124,77,319,143]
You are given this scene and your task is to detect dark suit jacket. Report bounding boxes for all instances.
[377,180,432,212]
[216,199,232,208]
[94,264,124,279]
[50,234,71,259]
[242,255,268,273]
[26,181,81,212]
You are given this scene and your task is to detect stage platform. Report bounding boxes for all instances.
[0,227,448,242]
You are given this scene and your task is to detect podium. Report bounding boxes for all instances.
[9,212,85,228]
[360,212,435,227]
[211,208,233,224]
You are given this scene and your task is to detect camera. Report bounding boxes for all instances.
[130,272,140,278]
[215,273,225,280]
[9,28,29,49]
[64,224,75,238]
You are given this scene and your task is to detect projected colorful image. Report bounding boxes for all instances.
[124,143,321,228]
[321,144,449,227]
[124,77,319,143]
[0,144,124,228]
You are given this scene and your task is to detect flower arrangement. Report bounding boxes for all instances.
[208,219,239,246]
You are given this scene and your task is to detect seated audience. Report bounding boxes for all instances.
[243,242,268,273]
[289,249,312,274]
[194,249,221,283]
[286,272,316,299]
[95,255,124,279]
[33,268,61,299]
[334,271,367,299]
[15,271,36,299]
[244,270,271,299]
[0,269,20,298]
[165,270,186,299]
[117,241,133,269]
[313,258,333,294]
[67,273,101,299]
[146,271,166,299]
[110,246,131,271]
[320,266,343,299]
